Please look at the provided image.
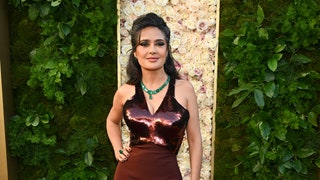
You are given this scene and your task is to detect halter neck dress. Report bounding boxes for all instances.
[113,78,190,180]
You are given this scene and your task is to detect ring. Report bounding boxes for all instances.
[119,149,124,154]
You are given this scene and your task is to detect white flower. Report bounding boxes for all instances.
[207,0,218,6]
[197,19,210,32]
[121,44,132,55]
[120,28,129,37]
[183,17,197,30]
[204,40,218,51]
[172,52,181,61]
[118,54,128,66]
[131,1,146,16]
[124,20,133,31]
[186,1,200,12]
[146,1,163,15]
[170,37,181,49]
[122,37,131,46]
[209,19,216,26]
[170,0,179,5]
[197,93,206,103]
[122,6,132,16]
[165,6,180,20]
[155,0,168,6]
[177,46,187,54]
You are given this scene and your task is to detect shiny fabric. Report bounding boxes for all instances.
[123,78,189,155]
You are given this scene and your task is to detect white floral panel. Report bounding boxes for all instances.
[118,0,218,179]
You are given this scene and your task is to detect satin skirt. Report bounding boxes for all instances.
[113,143,182,180]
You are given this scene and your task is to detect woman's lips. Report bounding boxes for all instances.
[147,57,158,62]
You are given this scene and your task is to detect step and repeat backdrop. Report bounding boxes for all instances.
[117,0,219,179]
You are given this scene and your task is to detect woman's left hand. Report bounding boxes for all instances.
[117,146,131,162]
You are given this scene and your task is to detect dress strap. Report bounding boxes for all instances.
[168,77,176,97]
[134,82,145,103]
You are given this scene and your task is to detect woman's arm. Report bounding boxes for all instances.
[185,81,203,180]
[106,85,132,162]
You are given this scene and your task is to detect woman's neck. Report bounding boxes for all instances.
[141,70,168,89]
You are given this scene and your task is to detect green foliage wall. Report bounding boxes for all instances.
[216,0,320,179]
[8,0,118,179]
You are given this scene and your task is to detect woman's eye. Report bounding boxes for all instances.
[139,42,149,46]
[156,42,165,46]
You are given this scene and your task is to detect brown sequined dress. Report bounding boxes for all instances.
[113,78,189,180]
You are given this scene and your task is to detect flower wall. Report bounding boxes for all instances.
[118,0,219,179]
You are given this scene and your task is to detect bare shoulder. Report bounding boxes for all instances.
[175,79,195,93]
[114,83,135,105]
[175,79,196,108]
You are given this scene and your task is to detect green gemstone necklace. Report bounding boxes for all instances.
[140,75,171,100]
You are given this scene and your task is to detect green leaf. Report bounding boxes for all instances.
[311,104,320,114]
[80,84,87,95]
[40,3,51,17]
[282,150,294,162]
[267,58,277,72]
[228,83,254,96]
[44,36,56,46]
[291,54,311,64]
[45,61,57,69]
[274,44,286,53]
[259,144,268,164]
[231,144,241,152]
[26,115,33,126]
[273,53,283,61]
[257,5,265,26]
[316,159,320,168]
[41,114,50,124]
[275,126,287,141]
[264,71,275,82]
[252,161,262,172]
[258,28,268,39]
[51,0,62,7]
[292,159,302,173]
[267,53,282,72]
[55,148,66,154]
[259,121,271,140]
[61,23,71,36]
[307,112,318,127]
[84,152,93,166]
[234,166,239,175]
[9,0,20,7]
[220,29,234,37]
[279,164,286,174]
[231,91,251,108]
[254,89,265,109]
[263,82,275,98]
[31,116,40,126]
[58,23,71,39]
[28,4,39,21]
[96,172,108,180]
[233,37,240,45]
[72,0,81,7]
[296,148,316,158]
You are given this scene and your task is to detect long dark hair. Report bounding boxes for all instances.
[126,12,180,85]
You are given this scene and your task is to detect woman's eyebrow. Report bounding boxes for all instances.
[139,39,165,41]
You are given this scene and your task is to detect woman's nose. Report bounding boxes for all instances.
[149,44,156,54]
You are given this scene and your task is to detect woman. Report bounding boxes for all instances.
[106,13,202,180]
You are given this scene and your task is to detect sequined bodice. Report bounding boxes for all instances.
[123,78,189,154]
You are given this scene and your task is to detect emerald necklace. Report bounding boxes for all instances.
[140,75,171,100]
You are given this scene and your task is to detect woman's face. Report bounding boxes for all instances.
[134,27,168,72]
